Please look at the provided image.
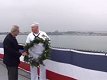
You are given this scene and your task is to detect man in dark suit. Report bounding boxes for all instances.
[3,25,27,80]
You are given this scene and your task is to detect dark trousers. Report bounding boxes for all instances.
[6,66,18,80]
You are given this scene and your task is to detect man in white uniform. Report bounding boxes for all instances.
[26,23,50,80]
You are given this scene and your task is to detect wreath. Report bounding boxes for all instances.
[24,35,51,67]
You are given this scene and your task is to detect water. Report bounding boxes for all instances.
[1,34,107,52]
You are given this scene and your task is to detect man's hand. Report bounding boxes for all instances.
[22,52,28,56]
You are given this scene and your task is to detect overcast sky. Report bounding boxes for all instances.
[0,0,107,32]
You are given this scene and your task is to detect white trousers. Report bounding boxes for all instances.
[30,65,46,80]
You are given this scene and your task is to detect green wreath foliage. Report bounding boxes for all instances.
[24,36,51,67]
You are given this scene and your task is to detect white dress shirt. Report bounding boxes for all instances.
[26,31,50,59]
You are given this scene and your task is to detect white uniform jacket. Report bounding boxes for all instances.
[26,31,50,59]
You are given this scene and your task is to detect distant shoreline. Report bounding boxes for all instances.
[1,31,107,36]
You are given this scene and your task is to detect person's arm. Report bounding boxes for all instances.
[23,34,31,52]
[26,34,31,44]
[44,32,51,41]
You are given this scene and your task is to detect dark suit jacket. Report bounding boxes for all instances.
[3,33,22,66]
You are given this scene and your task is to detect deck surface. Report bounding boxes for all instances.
[0,59,30,80]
